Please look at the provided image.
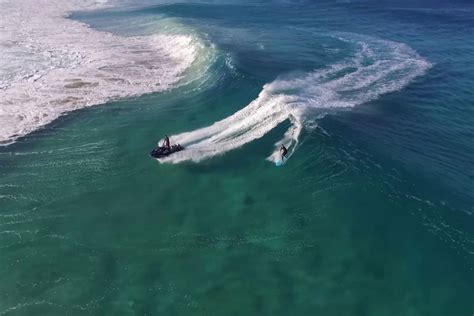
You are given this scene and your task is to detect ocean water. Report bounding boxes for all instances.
[1,0,473,315]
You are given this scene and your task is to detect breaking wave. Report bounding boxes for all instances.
[0,0,214,145]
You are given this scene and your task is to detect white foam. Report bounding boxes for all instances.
[0,0,201,145]
[161,34,431,164]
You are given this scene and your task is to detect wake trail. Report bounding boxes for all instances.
[161,34,431,164]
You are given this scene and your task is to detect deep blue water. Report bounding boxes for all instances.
[1,0,473,314]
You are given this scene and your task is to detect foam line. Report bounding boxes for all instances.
[161,35,431,164]
[0,0,205,145]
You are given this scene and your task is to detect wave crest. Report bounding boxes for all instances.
[0,0,206,145]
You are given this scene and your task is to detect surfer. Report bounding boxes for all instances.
[279,144,288,161]
[162,135,171,150]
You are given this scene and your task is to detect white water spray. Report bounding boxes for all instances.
[161,35,431,164]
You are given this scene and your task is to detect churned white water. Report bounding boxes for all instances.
[0,0,199,145]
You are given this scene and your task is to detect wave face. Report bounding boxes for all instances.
[0,0,202,145]
[161,35,431,164]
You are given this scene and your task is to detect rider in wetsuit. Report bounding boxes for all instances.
[280,144,288,161]
[163,135,171,150]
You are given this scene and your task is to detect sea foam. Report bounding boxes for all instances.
[161,34,431,164]
[0,0,199,145]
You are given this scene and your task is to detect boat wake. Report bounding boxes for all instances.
[161,34,431,164]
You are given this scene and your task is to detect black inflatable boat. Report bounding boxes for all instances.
[150,144,184,158]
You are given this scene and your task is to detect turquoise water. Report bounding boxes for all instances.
[1,0,473,315]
